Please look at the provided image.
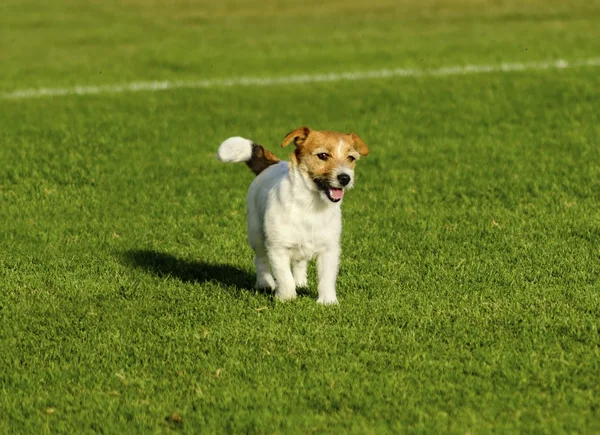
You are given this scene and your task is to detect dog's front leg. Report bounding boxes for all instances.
[316,247,340,305]
[269,250,297,301]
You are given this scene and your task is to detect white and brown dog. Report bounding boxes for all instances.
[217,127,369,304]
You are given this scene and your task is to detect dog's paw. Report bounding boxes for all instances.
[294,278,308,289]
[275,290,297,302]
[255,276,276,291]
[317,296,339,305]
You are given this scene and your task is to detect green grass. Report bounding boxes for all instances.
[1,0,600,432]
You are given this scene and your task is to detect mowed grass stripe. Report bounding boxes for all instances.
[3,57,600,100]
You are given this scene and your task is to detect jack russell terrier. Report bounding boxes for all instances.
[217,127,369,304]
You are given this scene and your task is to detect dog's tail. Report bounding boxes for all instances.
[217,137,281,176]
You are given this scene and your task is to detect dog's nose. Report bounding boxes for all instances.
[337,173,351,186]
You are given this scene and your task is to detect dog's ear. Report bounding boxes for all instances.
[281,127,311,148]
[349,132,369,156]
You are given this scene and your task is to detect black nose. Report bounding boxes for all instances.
[337,173,351,186]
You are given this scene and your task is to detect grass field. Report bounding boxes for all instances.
[2,0,600,432]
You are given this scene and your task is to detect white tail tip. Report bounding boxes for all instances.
[217,136,253,162]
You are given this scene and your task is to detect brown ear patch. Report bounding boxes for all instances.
[281,127,311,148]
[349,132,369,156]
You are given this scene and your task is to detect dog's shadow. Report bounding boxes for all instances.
[123,249,258,291]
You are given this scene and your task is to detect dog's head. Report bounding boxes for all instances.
[282,127,369,203]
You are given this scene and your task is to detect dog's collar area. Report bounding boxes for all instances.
[313,178,344,203]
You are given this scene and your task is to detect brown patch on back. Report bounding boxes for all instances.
[246,143,281,175]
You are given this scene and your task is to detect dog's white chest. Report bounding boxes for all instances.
[264,203,340,259]
[285,209,340,260]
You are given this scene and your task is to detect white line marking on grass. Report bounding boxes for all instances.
[3,57,600,100]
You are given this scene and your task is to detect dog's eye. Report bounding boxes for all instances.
[317,153,330,161]
[347,156,356,162]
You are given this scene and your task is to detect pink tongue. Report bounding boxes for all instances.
[330,188,344,200]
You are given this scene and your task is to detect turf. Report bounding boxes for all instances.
[1,0,600,433]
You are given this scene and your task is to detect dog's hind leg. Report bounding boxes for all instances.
[292,260,308,288]
[269,250,297,301]
[254,247,276,290]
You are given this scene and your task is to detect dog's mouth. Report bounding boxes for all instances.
[314,179,344,203]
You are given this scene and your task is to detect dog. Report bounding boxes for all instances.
[217,127,369,304]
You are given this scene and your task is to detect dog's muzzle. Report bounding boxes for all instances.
[314,178,345,202]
